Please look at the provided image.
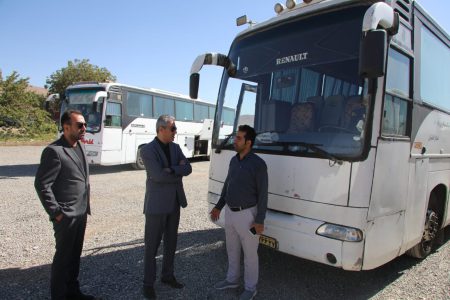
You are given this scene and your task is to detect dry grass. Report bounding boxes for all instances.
[0,128,55,146]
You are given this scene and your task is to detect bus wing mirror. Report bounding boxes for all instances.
[189,53,236,99]
[359,30,387,78]
[190,73,200,99]
[93,91,107,112]
[94,91,107,102]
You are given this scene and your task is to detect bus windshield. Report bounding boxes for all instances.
[214,7,369,160]
[61,90,104,133]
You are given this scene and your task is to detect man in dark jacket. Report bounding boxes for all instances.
[35,109,99,300]
[141,115,192,299]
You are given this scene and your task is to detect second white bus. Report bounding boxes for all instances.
[55,82,235,169]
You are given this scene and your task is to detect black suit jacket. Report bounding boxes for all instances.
[35,136,90,220]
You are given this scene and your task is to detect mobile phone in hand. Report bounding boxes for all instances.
[249,227,257,235]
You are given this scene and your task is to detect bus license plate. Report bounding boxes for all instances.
[259,234,278,249]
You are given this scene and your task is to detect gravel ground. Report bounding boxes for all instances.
[0,146,448,300]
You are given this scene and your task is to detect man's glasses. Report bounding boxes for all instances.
[161,125,177,132]
[75,122,87,129]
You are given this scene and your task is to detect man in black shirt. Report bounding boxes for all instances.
[210,125,268,300]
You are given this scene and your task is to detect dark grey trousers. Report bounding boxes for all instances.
[51,214,87,300]
[143,208,180,287]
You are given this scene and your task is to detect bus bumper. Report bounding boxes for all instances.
[263,209,364,270]
[207,199,365,271]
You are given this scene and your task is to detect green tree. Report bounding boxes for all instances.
[46,59,116,98]
[0,71,56,140]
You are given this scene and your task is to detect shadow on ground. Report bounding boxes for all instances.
[0,157,207,179]
[0,164,39,178]
[3,227,448,300]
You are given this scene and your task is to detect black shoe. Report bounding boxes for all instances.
[143,286,156,299]
[161,276,184,289]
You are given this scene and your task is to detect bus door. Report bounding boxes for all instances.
[365,137,410,269]
[400,156,429,253]
[102,101,123,163]
[363,46,413,269]
[122,123,136,163]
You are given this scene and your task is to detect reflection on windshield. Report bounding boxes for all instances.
[61,90,103,132]
[214,7,369,160]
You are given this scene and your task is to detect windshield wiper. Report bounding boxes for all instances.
[297,142,343,165]
[215,134,234,153]
[255,140,343,165]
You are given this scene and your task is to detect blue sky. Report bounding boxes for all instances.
[0,0,448,103]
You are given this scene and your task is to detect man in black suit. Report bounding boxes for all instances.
[141,115,192,299]
[35,109,99,300]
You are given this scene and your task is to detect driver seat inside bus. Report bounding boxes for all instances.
[306,95,324,122]
[318,95,345,129]
[287,102,315,133]
[341,96,366,132]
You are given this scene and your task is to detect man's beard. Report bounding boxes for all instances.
[72,131,84,141]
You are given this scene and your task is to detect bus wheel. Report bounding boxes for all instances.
[131,147,145,170]
[406,208,440,258]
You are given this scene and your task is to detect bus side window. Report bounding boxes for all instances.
[105,102,122,127]
[105,115,112,126]
[382,95,408,136]
[383,48,411,137]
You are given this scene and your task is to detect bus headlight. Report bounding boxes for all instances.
[86,151,98,157]
[316,223,363,242]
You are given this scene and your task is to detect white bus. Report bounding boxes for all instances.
[190,0,450,270]
[54,82,235,169]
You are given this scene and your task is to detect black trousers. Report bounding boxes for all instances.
[51,214,87,300]
[143,208,180,287]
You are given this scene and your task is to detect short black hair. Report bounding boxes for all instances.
[60,109,83,125]
[238,124,256,147]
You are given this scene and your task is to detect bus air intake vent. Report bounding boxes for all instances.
[393,0,412,24]
[109,86,122,94]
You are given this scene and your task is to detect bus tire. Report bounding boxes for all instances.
[131,147,145,170]
[406,194,441,258]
